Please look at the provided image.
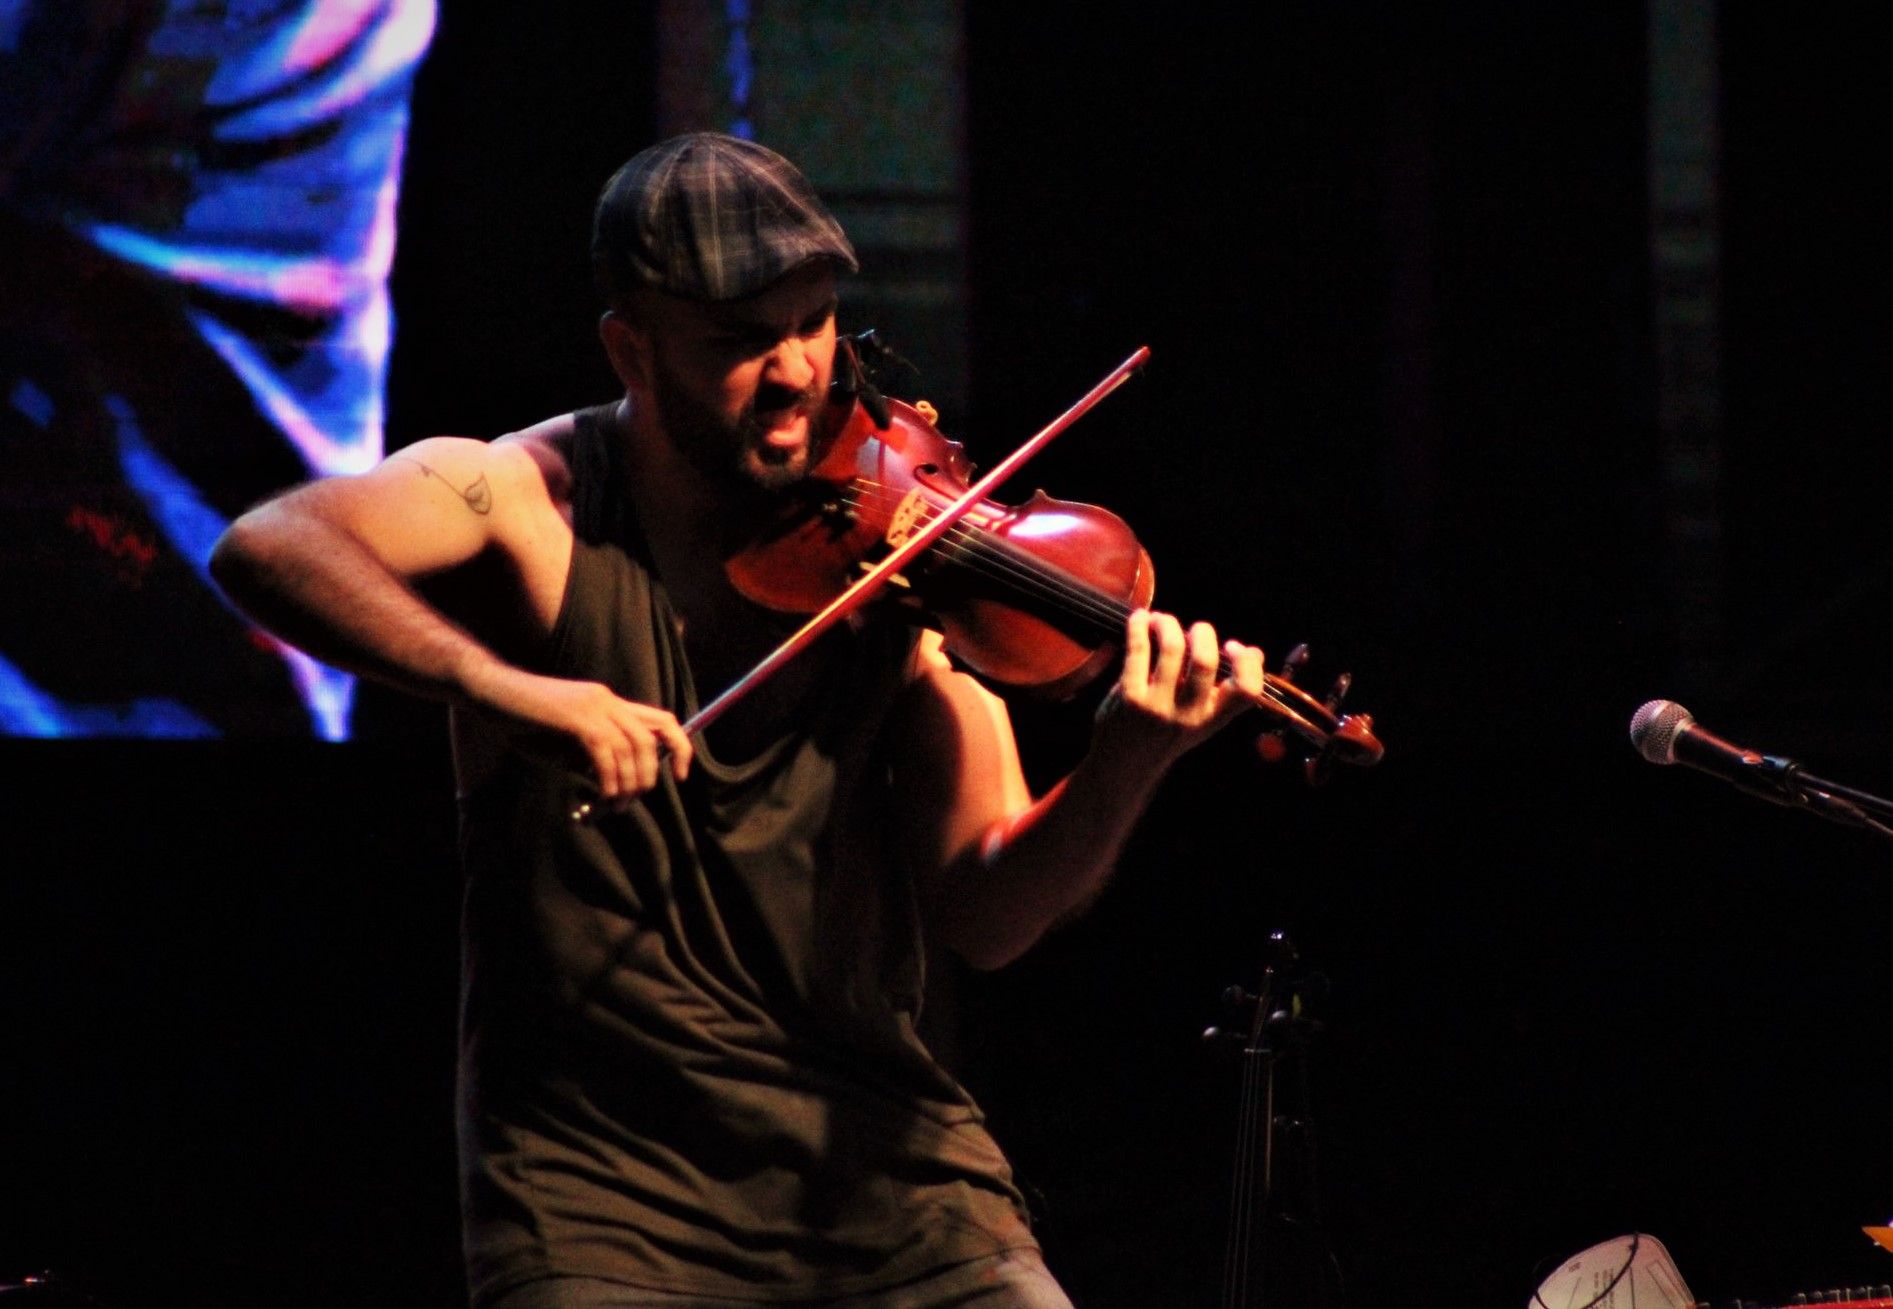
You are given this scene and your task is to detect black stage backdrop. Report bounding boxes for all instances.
[6,6,1892,1308]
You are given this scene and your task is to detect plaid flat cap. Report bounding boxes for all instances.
[592,132,858,304]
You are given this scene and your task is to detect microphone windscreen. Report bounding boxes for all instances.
[1629,699,1692,765]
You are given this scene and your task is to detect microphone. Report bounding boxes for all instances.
[1628,699,1801,803]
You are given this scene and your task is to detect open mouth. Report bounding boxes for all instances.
[757,410,808,450]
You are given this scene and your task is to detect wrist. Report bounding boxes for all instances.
[1082,715,1176,803]
[451,644,515,710]
[1090,699,1190,780]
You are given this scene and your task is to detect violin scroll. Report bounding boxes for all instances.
[1249,643,1382,781]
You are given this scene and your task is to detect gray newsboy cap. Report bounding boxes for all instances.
[592,132,858,304]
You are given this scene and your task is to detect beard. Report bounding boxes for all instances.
[648,352,827,500]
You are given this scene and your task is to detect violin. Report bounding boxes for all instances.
[716,343,1384,777]
[728,391,1151,699]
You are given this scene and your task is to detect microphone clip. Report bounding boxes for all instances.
[829,330,896,430]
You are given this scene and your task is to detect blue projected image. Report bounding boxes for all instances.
[0,0,436,739]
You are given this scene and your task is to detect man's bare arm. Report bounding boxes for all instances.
[892,612,1264,971]
[210,435,691,795]
[211,439,510,698]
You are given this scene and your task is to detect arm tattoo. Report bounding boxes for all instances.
[396,455,492,515]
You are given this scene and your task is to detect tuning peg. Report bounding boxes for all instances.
[1323,670,1353,713]
[1266,1007,1326,1039]
[1299,680,1356,787]
[1254,648,1310,764]
[1280,643,1311,684]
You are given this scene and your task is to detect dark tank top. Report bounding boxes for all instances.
[455,406,1035,1305]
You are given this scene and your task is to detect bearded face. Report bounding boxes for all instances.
[613,264,842,509]
[647,345,826,497]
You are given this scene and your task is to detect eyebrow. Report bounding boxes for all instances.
[709,295,838,334]
[783,296,839,330]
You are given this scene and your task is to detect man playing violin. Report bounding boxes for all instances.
[210,132,1265,1309]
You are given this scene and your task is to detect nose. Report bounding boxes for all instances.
[765,335,818,396]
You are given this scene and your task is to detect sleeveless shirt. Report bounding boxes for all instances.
[455,406,1036,1305]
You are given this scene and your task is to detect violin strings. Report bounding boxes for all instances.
[835,479,1145,637]
[832,478,1285,703]
[834,478,1119,626]
[838,479,1262,688]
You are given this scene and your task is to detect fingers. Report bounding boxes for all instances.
[657,716,695,782]
[570,691,690,803]
[1122,610,1215,716]
[612,704,691,796]
[621,712,664,794]
[1120,607,1152,688]
[1109,609,1269,759]
[479,672,694,807]
[1210,637,1266,733]
[1149,613,1188,702]
[581,715,653,802]
[1122,609,1188,708]
[1226,638,1265,701]
[1182,621,1219,706]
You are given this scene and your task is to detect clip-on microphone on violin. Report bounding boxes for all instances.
[829,331,892,430]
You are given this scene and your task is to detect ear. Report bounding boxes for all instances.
[599,311,651,393]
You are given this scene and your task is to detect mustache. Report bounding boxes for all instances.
[749,379,822,418]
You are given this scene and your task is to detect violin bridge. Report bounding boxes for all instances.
[883,488,928,548]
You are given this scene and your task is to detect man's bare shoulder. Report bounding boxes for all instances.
[375,413,594,629]
[490,410,585,511]
[386,409,589,522]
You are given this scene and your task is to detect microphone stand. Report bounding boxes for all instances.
[1778,767,1893,842]
[1206,931,1342,1309]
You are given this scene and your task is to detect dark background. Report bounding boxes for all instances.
[6,5,1892,1307]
